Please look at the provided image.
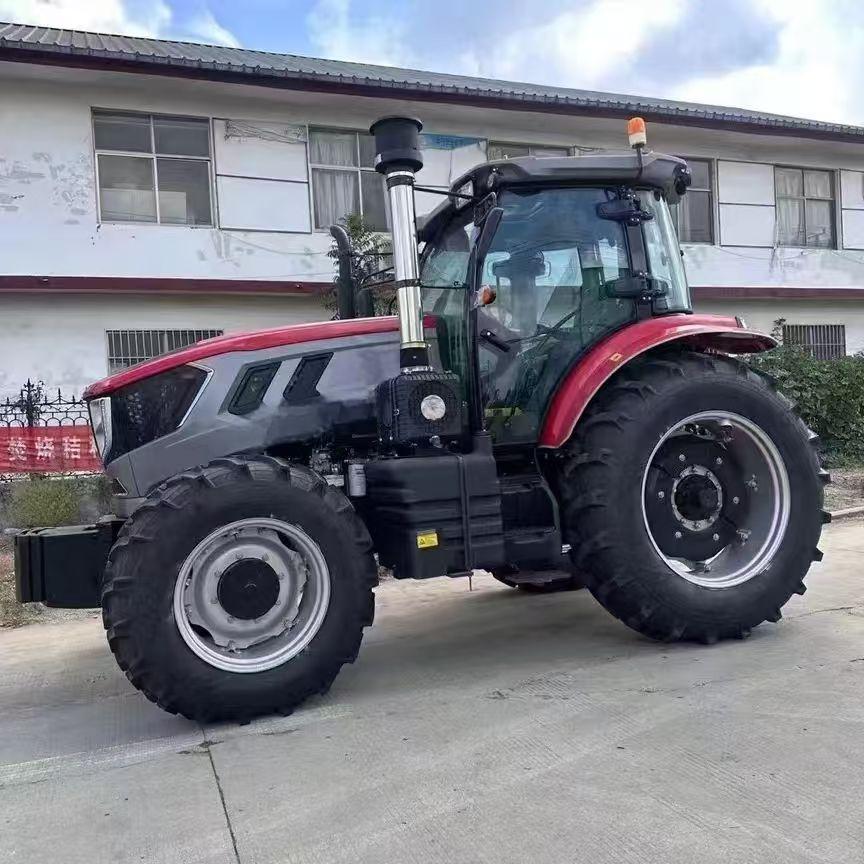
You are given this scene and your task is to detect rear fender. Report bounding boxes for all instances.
[538,314,775,449]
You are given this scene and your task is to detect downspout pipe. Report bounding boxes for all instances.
[369,116,429,371]
[329,223,356,320]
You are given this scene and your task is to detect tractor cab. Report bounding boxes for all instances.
[418,150,692,446]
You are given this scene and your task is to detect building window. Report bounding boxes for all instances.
[775,167,835,248]
[782,324,845,360]
[93,110,213,226]
[309,128,388,231]
[671,158,713,244]
[487,142,570,160]
[107,329,223,372]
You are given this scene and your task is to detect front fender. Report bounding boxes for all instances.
[538,314,775,448]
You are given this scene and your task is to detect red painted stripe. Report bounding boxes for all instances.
[84,317,401,399]
[538,314,776,448]
[692,285,864,300]
[0,275,328,295]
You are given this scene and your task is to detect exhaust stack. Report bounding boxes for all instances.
[370,116,428,370]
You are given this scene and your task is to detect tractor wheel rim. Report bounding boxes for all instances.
[641,411,790,589]
[173,517,330,673]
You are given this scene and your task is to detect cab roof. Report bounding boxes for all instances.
[419,149,690,238]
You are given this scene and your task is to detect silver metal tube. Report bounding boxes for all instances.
[385,170,426,356]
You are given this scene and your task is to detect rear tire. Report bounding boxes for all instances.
[557,350,827,643]
[101,455,376,722]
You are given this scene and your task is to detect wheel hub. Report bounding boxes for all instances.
[641,411,791,589]
[173,518,331,673]
[671,466,723,530]
[217,560,281,621]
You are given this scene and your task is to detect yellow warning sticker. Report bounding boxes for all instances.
[416,530,439,549]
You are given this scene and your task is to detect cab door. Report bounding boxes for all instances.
[476,187,636,446]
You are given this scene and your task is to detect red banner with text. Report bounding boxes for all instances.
[0,426,102,473]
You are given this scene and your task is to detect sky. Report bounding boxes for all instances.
[2,0,864,126]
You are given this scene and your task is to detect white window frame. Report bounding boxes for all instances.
[774,165,837,249]
[106,328,224,372]
[308,127,387,232]
[487,141,572,160]
[673,156,715,245]
[93,109,215,227]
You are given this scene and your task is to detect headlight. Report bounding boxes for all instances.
[87,396,112,459]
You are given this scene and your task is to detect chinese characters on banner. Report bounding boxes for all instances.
[0,426,102,472]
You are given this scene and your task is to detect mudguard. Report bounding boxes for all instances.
[538,314,776,448]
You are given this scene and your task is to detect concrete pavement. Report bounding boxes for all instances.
[1,521,863,863]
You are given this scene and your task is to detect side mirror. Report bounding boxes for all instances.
[604,275,668,299]
[597,198,653,225]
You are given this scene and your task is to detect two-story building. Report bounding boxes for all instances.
[2,21,864,394]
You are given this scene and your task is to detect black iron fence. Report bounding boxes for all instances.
[1,380,90,429]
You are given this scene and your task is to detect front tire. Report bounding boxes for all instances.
[101,456,376,722]
[557,351,827,643]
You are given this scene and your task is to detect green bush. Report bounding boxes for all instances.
[1,475,112,529]
[748,320,864,466]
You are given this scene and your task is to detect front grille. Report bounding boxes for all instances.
[107,365,208,461]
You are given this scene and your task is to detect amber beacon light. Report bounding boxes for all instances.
[627,116,647,149]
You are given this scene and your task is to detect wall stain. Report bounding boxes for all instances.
[48,154,94,217]
[0,162,44,184]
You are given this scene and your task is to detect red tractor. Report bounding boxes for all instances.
[15,117,827,722]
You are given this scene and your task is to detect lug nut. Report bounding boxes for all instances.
[674,531,682,539]
[712,533,720,541]
[715,457,723,466]
[658,491,665,500]
[732,496,740,505]
[679,454,686,462]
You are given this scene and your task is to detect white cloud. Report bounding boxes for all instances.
[0,0,171,36]
[183,9,241,48]
[302,0,864,127]
[0,0,241,47]
[306,0,410,67]
[671,0,864,125]
[464,0,686,90]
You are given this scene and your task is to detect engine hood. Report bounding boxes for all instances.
[84,317,402,400]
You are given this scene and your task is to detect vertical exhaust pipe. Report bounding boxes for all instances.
[369,117,429,370]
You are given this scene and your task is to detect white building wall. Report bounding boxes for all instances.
[695,298,864,354]
[0,292,323,394]
[3,62,864,292]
